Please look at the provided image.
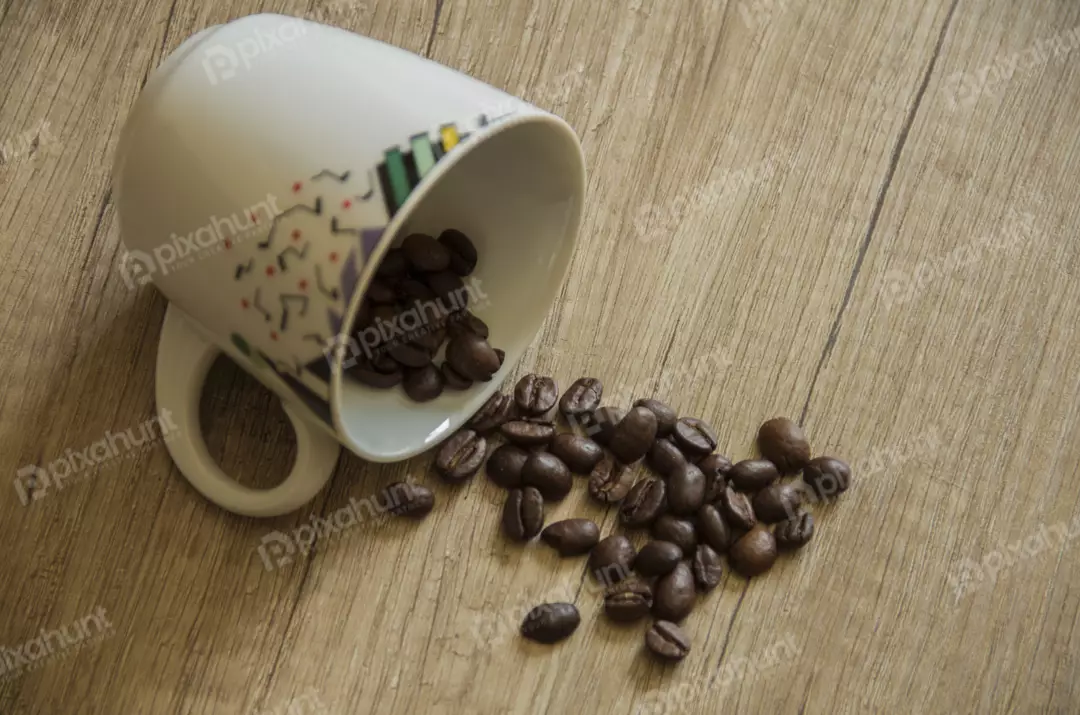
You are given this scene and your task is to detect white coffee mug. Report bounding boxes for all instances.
[112,14,586,517]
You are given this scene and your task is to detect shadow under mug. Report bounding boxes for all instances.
[114,14,586,517]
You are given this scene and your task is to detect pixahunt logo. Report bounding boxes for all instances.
[0,607,114,681]
[327,277,490,369]
[14,409,178,506]
[202,18,309,85]
[257,482,422,570]
[119,194,281,289]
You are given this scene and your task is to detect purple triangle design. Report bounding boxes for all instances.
[339,250,360,305]
[361,227,384,261]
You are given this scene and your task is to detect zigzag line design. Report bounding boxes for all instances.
[276,242,310,272]
[311,170,351,182]
[258,198,323,249]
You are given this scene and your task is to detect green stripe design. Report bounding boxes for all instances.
[410,134,437,178]
[385,148,411,210]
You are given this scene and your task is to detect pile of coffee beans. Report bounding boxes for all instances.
[426,375,852,661]
[345,229,506,402]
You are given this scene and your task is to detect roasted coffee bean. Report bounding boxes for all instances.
[370,352,399,373]
[581,406,624,445]
[502,487,544,541]
[446,333,500,381]
[354,298,375,329]
[667,463,706,516]
[653,562,695,622]
[604,580,654,623]
[588,454,635,503]
[758,416,811,473]
[720,487,756,530]
[366,277,398,304]
[447,311,489,338]
[609,406,659,464]
[385,482,434,518]
[728,525,778,577]
[389,341,432,368]
[633,540,683,578]
[691,544,723,592]
[648,438,687,477]
[521,603,579,644]
[435,430,486,482]
[376,248,409,281]
[550,434,604,474]
[652,515,698,555]
[371,303,399,328]
[414,327,446,353]
[403,232,450,272]
[500,419,556,447]
[775,511,815,549]
[559,377,603,416]
[522,452,572,501]
[514,374,558,416]
[698,453,733,502]
[645,621,691,662]
[398,277,436,303]
[402,364,444,402]
[696,504,734,553]
[348,359,403,388]
[620,477,667,528]
[802,456,852,498]
[468,391,514,432]
[753,482,804,523]
[672,417,718,456]
[588,535,636,585]
[427,270,467,309]
[634,398,677,437]
[441,362,473,389]
[438,228,478,276]
[540,519,600,556]
[495,348,505,366]
[728,459,780,492]
[486,444,530,488]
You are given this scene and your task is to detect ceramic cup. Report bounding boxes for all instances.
[112,14,586,517]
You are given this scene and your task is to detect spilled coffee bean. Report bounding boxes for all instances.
[696,503,735,553]
[728,459,779,492]
[604,580,653,623]
[753,482,804,523]
[802,456,852,498]
[521,603,579,644]
[620,477,667,528]
[521,452,572,501]
[385,482,435,518]
[728,525,778,577]
[645,620,691,662]
[775,511,814,549]
[588,535,636,585]
[434,430,486,482]
[588,454,635,504]
[550,433,604,474]
[648,438,687,477]
[500,418,556,447]
[652,515,698,556]
[608,406,659,464]
[560,377,603,416]
[672,417,717,457]
[469,391,514,432]
[653,561,695,622]
[633,398,677,437]
[502,487,544,541]
[667,463,706,516]
[633,540,683,578]
[691,544,723,592]
[758,416,811,474]
[581,406,624,445]
[720,487,757,530]
[486,443,529,488]
[514,374,558,416]
[698,453,732,502]
[540,519,600,556]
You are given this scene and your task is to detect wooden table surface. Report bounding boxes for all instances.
[3,0,1079,713]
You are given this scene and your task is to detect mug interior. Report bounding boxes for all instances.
[332,115,585,461]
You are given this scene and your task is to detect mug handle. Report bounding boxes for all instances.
[156,304,341,517]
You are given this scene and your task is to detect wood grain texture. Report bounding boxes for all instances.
[0,0,1077,713]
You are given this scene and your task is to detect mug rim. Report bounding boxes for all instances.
[328,111,586,462]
